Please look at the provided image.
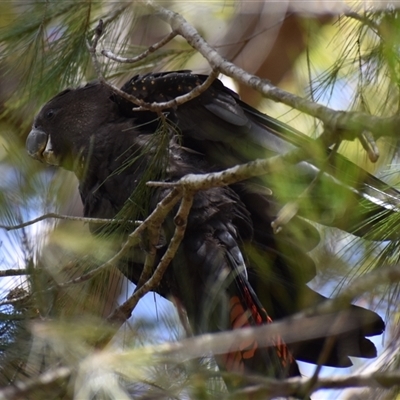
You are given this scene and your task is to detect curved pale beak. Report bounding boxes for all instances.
[26,128,59,166]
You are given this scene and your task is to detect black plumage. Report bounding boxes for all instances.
[27,71,394,379]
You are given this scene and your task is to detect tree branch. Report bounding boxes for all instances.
[3,321,399,400]
[147,144,319,192]
[106,189,193,328]
[145,0,400,144]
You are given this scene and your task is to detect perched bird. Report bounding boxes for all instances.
[26,71,396,381]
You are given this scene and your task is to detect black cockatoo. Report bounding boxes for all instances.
[26,71,397,381]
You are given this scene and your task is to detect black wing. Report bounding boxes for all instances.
[26,71,390,379]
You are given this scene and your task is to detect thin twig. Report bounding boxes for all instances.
[0,269,30,277]
[88,20,219,113]
[136,215,163,291]
[156,189,193,273]
[102,30,177,63]
[134,69,220,112]
[0,213,141,231]
[101,67,219,113]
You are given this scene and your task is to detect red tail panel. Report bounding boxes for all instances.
[219,282,297,378]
